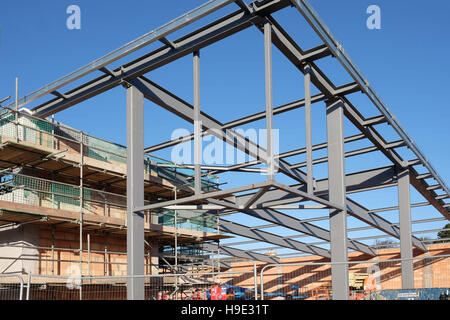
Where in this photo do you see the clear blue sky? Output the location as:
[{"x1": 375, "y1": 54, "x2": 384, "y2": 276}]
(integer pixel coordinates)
[{"x1": 0, "y1": 0, "x2": 449, "y2": 254}]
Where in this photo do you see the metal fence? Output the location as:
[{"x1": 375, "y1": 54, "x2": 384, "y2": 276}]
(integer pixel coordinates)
[
  {"x1": 0, "y1": 274, "x2": 24, "y2": 300},
  {"x1": 0, "y1": 254, "x2": 449, "y2": 300},
  {"x1": 24, "y1": 269, "x2": 258, "y2": 301},
  {"x1": 259, "y1": 254, "x2": 450, "y2": 300}
]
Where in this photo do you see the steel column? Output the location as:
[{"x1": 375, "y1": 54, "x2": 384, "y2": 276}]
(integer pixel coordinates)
[
  {"x1": 193, "y1": 50, "x2": 202, "y2": 194},
  {"x1": 264, "y1": 21, "x2": 275, "y2": 179},
  {"x1": 304, "y1": 63, "x2": 313, "y2": 194},
  {"x1": 326, "y1": 99, "x2": 349, "y2": 300},
  {"x1": 397, "y1": 167, "x2": 415, "y2": 289},
  {"x1": 126, "y1": 85, "x2": 145, "y2": 300}
]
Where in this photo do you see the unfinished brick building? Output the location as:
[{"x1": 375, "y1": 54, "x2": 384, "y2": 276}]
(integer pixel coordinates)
[{"x1": 230, "y1": 243, "x2": 450, "y2": 300}]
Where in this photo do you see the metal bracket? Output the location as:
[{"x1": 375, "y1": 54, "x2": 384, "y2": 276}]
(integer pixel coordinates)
[
  {"x1": 50, "y1": 91, "x2": 68, "y2": 100},
  {"x1": 159, "y1": 37, "x2": 178, "y2": 50}
]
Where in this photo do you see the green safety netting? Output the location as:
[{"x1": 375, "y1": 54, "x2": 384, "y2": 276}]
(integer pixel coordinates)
[
  {"x1": 0, "y1": 174, "x2": 96, "y2": 208},
  {"x1": 0, "y1": 173, "x2": 218, "y2": 234},
  {"x1": 156, "y1": 209, "x2": 217, "y2": 233},
  {"x1": 0, "y1": 111, "x2": 219, "y2": 190}
]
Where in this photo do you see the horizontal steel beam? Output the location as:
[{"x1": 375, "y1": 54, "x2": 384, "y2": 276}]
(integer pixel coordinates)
[
  {"x1": 219, "y1": 220, "x2": 331, "y2": 258},
  {"x1": 346, "y1": 198, "x2": 427, "y2": 252},
  {"x1": 243, "y1": 208, "x2": 375, "y2": 256},
  {"x1": 202, "y1": 242, "x2": 280, "y2": 264},
  {"x1": 230, "y1": 167, "x2": 426, "y2": 252},
  {"x1": 341, "y1": 97, "x2": 450, "y2": 220},
  {"x1": 10, "y1": 0, "x2": 237, "y2": 110},
  {"x1": 32, "y1": 0, "x2": 289, "y2": 118},
  {"x1": 204, "y1": 193, "x2": 375, "y2": 256},
  {"x1": 144, "y1": 83, "x2": 359, "y2": 154},
  {"x1": 288, "y1": 0, "x2": 449, "y2": 216},
  {"x1": 135, "y1": 180, "x2": 273, "y2": 212},
  {"x1": 238, "y1": 166, "x2": 398, "y2": 208},
  {"x1": 272, "y1": 10, "x2": 448, "y2": 220}
]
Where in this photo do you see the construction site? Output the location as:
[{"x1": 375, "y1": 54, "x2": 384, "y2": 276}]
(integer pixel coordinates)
[{"x1": 0, "y1": 0, "x2": 449, "y2": 301}]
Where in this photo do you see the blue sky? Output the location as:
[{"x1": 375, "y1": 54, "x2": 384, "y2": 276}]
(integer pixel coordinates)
[{"x1": 0, "y1": 1, "x2": 449, "y2": 255}]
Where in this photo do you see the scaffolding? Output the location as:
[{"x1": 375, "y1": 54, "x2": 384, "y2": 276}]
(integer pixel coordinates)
[
  {"x1": 0, "y1": 0, "x2": 448, "y2": 300},
  {"x1": 0, "y1": 105, "x2": 225, "y2": 284}
]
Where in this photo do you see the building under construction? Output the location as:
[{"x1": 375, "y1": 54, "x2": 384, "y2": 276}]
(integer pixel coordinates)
[{"x1": 0, "y1": 0, "x2": 449, "y2": 300}]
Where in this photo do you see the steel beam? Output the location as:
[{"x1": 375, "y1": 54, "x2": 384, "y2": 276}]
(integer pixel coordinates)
[
  {"x1": 128, "y1": 76, "x2": 308, "y2": 184},
  {"x1": 32, "y1": 0, "x2": 290, "y2": 118},
  {"x1": 126, "y1": 85, "x2": 145, "y2": 300},
  {"x1": 205, "y1": 193, "x2": 375, "y2": 256},
  {"x1": 259, "y1": 12, "x2": 449, "y2": 220},
  {"x1": 230, "y1": 167, "x2": 426, "y2": 252},
  {"x1": 10, "y1": 0, "x2": 237, "y2": 110},
  {"x1": 243, "y1": 186, "x2": 271, "y2": 209},
  {"x1": 289, "y1": 0, "x2": 450, "y2": 201},
  {"x1": 397, "y1": 167, "x2": 415, "y2": 289},
  {"x1": 304, "y1": 63, "x2": 314, "y2": 194},
  {"x1": 202, "y1": 243, "x2": 280, "y2": 264},
  {"x1": 326, "y1": 99, "x2": 349, "y2": 300},
  {"x1": 264, "y1": 21, "x2": 275, "y2": 179},
  {"x1": 236, "y1": 166, "x2": 398, "y2": 207},
  {"x1": 243, "y1": 208, "x2": 375, "y2": 256},
  {"x1": 345, "y1": 199, "x2": 425, "y2": 252},
  {"x1": 341, "y1": 96, "x2": 450, "y2": 220},
  {"x1": 144, "y1": 84, "x2": 359, "y2": 155},
  {"x1": 136, "y1": 180, "x2": 273, "y2": 212}
]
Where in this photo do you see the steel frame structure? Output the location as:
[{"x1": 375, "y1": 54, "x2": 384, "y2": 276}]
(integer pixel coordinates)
[{"x1": 5, "y1": 0, "x2": 449, "y2": 300}]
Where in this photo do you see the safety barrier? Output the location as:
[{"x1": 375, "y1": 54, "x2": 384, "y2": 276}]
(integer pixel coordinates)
[
  {"x1": 24, "y1": 269, "x2": 258, "y2": 300},
  {"x1": 259, "y1": 254, "x2": 450, "y2": 300},
  {"x1": 1, "y1": 254, "x2": 449, "y2": 300},
  {"x1": 0, "y1": 274, "x2": 24, "y2": 300}
]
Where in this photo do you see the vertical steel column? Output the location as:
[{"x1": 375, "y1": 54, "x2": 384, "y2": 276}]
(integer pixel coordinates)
[
  {"x1": 126, "y1": 85, "x2": 145, "y2": 300},
  {"x1": 79, "y1": 131, "x2": 84, "y2": 301},
  {"x1": 326, "y1": 99, "x2": 349, "y2": 300},
  {"x1": 397, "y1": 167, "x2": 414, "y2": 289},
  {"x1": 264, "y1": 22, "x2": 275, "y2": 180},
  {"x1": 193, "y1": 51, "x2": 202, "y2": 194},
  {"x1": 304, "y1": 64, "x2": 313, "y2": 194}
]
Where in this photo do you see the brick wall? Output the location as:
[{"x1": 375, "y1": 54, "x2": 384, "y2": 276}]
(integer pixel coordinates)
[{"x1": 229, "y1": 244, "x2": 450, "y2": 298}]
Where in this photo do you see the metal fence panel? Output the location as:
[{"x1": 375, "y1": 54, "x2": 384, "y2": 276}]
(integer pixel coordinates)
[
  {"x1": 260, "y1": 254, "x2": 450, "y2": 300},
  {"x1": 0, "y1": 274, "x2": 24, "y2": 300}
]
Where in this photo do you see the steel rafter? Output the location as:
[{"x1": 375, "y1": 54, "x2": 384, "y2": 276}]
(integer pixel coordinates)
[
  {"x1": 219, "y1": 220, "x2": 331, "y2": 258},
  {"x1": 202, "y1": 242, "x2": 280, "y2": 264}
]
